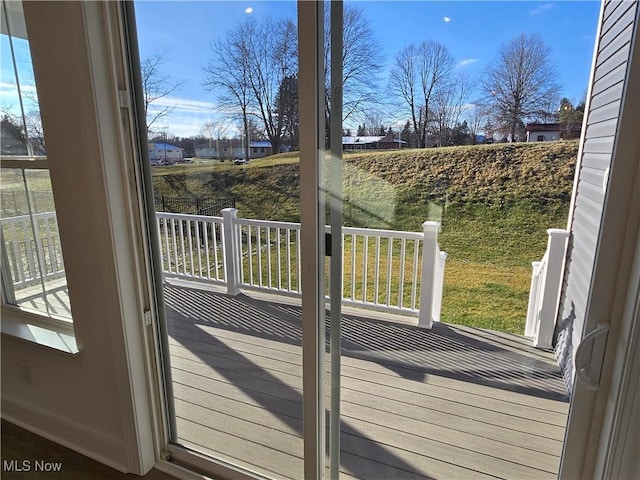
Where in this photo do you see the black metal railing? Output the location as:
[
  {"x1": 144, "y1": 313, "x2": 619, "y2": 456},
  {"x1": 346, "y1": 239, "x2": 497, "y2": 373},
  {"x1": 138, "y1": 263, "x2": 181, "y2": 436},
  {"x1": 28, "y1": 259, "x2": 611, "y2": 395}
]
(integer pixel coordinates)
[{"x1": 154, "y1": 195, "x2": 235, "y2": 217}]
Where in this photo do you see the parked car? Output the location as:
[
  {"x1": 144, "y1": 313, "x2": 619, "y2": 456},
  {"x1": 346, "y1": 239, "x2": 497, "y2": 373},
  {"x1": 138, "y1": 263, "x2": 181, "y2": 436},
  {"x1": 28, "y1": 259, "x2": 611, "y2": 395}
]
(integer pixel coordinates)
[{"x1": 234, "y1": 158, "x2": 248, "y2": 165}]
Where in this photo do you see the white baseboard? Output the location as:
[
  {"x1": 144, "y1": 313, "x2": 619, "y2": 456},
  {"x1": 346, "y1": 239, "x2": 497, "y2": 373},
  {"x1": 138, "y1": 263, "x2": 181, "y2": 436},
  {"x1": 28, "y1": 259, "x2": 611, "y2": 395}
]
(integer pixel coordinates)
[{"x1": 1, "y1": 395, "x2": 130, "y2": 473}]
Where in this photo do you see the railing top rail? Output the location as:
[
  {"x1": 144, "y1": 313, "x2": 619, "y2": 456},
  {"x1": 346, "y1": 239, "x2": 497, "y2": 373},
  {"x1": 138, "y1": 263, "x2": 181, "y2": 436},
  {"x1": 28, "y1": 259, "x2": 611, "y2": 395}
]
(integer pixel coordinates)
[
  {"x1": 155, "y1": 211, "x2": 426, "y2": 240},
  {"x1": 235, "y1": 217, "x2": 301, "y2": 230},
  {"x1": 156, "y1": 211, "x2": 223, "y2": 222},
  {"x1": 0, "y1": 156, "x2": 49, "y2": 169},
  {"x1": 1, "y1": 211, "x2": 57, "y2": 223},
  {"x1": 340, "y1": 225, "x2": 423, "y2": 240}
]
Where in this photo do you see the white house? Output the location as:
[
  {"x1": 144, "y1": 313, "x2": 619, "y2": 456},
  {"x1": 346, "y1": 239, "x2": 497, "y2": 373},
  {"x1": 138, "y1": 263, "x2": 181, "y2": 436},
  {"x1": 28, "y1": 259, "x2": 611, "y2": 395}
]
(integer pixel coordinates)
[
  {"x1": 525, "y1": 123, "x2": 561, "y2": 142},
  {"x1": 196, "y1": 140, "x2": 277, "y2": 160},
  {"x1": 148, "y1": 142, "x2": 183, "y2": 164},
  {"x1": 342, "y1": 135, "x2": 384, "y2": 150}
]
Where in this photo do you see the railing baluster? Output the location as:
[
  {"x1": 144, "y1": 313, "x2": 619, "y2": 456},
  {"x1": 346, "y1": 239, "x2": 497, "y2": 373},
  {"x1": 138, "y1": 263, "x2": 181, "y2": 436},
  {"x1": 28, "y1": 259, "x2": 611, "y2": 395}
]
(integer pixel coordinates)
[
  {"x1": 187, "y1": 220, "x2": 194, "y2": 277},
  {"x1": 195, "y1": 219, "x2": 202, "y2": 277},
  {"x1": 214, "y1": 221, "x2": 221, "y2": 281},
  {"x1": 19, "y1": 220, "x2": 36, "y2": 281},
  {"x1": 296, "y1": 228, "x2": 301, "y2": 292},
  {"x1": 256, "y1": 226, "x2": 263, "y2": 287},
  {"x1": 9, "y1": 222, "x2": 25, "y2": 283},
  {"x1": 350, "y1": 234, "x2": 356, "y2": 301},
  {"x1": 204, "y1": 221, "x2": 211, "y2": 279},
  {"x1": 411, "y1": 239, "x2": 419, "y2": 310},
  {"x1": 238, "y1": 224, "x2": 245, "y2": 283},
  {"x1": 248, "y1": 225, "x2": 254, "y2": 285},
  {"x1": 340, "y1": 232, "x2": 345, "y2": 302},
  {"x1": 41, "y1": 218, "x2": 56, "y2": 278},
  {"x1": 362, "y1": 235, "x2": 368, "y2": 303},
  {"x1": 266, "y1": 227, "x2": 272, "y2": 288},
  {"x1": 276, "y1": 227, "x2": 282, "y2": 290},
  {"x1": 159, "y1": 218, "x2": 167, "y2": 273},
  {"x1": 178, "y1": 219, "x2": 186, "y2": 275},
  {"x1": 386, "y1": 237, "x2": 393, "y2": 307},
  {"x1": 286, "y1": 228, "x2": 292, "y2": 292},
  {"x1": 399, "y1": 239, "x2": 407, "y2": 309},
  {"x1": 374, "y1": 236, "x2": 380, "y2": 305},
  {"x1": 171, "y1": 218, "x2": 179, "y2": 274}
]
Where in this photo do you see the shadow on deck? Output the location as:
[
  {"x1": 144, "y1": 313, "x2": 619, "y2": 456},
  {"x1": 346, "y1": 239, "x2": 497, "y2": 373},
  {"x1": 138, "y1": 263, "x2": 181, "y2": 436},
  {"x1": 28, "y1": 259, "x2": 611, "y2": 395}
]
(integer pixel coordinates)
[
  {"x1": 164, "y1": 283, "x2": 567, "y2": 402},
  {"x1": 164, "y1": 281, "x2": 569, "y2": 480}
]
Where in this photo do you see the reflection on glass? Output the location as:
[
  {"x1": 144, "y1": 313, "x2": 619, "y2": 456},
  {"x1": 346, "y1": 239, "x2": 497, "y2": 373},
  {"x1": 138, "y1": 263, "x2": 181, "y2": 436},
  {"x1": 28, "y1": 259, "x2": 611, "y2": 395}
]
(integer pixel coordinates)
[
  {"x1": 0, "y1": 168, "x2": 70, "y2": 319},
  {"x1": 1, "y1": 1, "x2": 47, "y2": 156}
]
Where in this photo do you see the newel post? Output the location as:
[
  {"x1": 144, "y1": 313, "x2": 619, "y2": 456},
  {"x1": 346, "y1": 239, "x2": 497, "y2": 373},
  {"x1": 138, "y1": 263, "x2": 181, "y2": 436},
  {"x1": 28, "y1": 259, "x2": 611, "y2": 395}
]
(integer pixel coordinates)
[
  {"x1": 535, "y1": 228, "x2": 569, "y2": 349},
  {"x1": 418, "y1": 221, "x2": 440, "y2": 329},
  {"x1": 222, "y1": 208, "x2": 240, "y2": 296}
]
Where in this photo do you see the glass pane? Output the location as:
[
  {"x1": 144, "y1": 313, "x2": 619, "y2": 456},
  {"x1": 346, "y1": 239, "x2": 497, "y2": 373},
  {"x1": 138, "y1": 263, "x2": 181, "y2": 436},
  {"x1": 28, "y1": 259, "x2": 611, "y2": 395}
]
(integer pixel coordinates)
[
  {"x1": 134, "y1": 1, "x2": 303, "y2": 477},
  {"x1": 1, "y1": 1, "x2": 68, "y2": 320},
  {"x1": 0, "y1": 1, "x2": 46, "y2": 155},
  {"x1": 331, "y1": 1, "x2": 597, "y2": 478},
  {"x1": 1, "y1": 168, "x2": 70, "y2": 319}
]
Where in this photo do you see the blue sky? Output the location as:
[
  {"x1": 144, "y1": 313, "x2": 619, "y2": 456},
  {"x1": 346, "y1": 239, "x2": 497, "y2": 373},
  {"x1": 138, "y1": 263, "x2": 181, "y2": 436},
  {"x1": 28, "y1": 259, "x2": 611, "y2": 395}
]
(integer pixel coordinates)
[
  {"x1": 1, "y1": 1, "x2": 602, "y2": 138},
  {"x1": 133, "y1": 0, "x2": 601, "y2": 137}
]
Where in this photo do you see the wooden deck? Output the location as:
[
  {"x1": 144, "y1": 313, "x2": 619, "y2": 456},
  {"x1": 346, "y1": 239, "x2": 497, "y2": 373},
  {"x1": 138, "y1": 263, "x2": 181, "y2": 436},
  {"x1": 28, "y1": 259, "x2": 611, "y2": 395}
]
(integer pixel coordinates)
[{"x1": 164, "y1": 282, "x2": 569, "y2": 480}]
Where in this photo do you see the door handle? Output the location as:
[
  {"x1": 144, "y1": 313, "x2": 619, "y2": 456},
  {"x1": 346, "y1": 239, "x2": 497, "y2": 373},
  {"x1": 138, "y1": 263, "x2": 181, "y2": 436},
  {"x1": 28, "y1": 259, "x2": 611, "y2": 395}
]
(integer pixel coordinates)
[{"x1": 574, "y1": 322, "x2": 610, "y2": 391}]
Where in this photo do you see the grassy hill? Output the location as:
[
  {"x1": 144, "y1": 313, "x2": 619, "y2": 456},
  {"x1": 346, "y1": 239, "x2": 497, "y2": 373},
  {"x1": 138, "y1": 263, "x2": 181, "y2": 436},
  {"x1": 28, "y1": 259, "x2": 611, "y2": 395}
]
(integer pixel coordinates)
[{"x1": 153, "y1": 140, "x2": 579, "y2": 333}]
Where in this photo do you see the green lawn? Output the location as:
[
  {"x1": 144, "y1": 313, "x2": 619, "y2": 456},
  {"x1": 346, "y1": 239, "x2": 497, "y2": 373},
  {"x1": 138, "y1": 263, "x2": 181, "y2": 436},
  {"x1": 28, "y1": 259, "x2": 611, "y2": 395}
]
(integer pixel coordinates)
[{"x1": 153, "y1": 143, "x2": 575, "y2": 334}]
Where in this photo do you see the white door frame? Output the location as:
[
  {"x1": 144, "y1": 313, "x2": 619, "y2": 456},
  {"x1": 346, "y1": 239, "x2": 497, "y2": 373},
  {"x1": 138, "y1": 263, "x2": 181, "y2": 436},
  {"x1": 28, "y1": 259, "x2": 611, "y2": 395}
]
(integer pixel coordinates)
[{"x1": 298, "y1": 2, "x2": 326, "y2": 478}]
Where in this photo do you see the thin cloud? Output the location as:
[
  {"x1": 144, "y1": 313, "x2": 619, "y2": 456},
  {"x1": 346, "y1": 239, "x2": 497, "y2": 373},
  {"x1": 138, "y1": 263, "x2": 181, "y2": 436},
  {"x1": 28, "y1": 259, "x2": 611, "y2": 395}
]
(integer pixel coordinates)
[
  {"x1": 458, "y1": 58, "x2": 479, "y2": 67},
  {"x1": 443, "y1": 16, "x2": 451, "y2": 23},
  {"x1": 530, "y1": 3, "x2": 554, "y2": 15},
  {"x1": 150, "y1": 96, "x2": 218, "y2": 112},
  {"x1": 0, "y1": 81, "x2": 38, "y2": 93}
]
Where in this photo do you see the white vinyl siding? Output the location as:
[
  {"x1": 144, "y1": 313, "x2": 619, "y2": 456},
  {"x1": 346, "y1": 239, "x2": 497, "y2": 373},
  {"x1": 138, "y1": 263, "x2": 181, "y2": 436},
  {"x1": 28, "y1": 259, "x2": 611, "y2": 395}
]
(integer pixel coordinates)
[{"x1": 555, "y1": 0, "x2": 638, "y2": 390}]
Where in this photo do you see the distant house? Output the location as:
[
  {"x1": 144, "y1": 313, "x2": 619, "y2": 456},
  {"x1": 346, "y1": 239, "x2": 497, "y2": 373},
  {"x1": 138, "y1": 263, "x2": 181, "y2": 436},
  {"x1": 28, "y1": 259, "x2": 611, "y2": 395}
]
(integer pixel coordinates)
[
  {"x1": 376, "y1": 133, "x2": 407, "y2": 150},
  {"x1": 250, "y1": 141, "x2": 274, "y2": 159},
  {"x1": 196, "y1": 140, "x2": 284, "y2": 160},
  {"x1": 148, "y1": 142, "x2": 184, "y2": 164},
  {"x1": 342, "y1": 135, "x2": 406, "y2": 151},
  {"x1": 526, "y1": 123, "x2": 581, "y2": 142}
]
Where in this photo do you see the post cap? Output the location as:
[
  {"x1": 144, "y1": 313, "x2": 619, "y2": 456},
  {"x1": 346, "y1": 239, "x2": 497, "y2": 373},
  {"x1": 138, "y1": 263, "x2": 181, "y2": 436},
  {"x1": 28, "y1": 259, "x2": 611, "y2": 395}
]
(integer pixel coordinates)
[
  {"x1": 547, "y1": 228, "x2": 569, "y2": 238},
  {"x1": 422, "y1": 221, "x2": 441, "y2": 231}
]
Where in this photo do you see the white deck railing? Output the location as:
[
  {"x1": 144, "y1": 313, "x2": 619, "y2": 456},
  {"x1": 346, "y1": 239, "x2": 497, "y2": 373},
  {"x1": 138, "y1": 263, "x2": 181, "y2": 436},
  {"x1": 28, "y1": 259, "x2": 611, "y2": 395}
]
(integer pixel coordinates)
[
  {"x1": 157, "y1": 209, "x2": 447, "y2": 325},
  {"x1": 0, "y1": 212, "x2": 65, "y2": 296},
  {"x1": 525, "y1": 228, "x2": 570, "y2": 348},
  {"x1": 2, "y1": 209, "x2": 447, "y2": 327}
]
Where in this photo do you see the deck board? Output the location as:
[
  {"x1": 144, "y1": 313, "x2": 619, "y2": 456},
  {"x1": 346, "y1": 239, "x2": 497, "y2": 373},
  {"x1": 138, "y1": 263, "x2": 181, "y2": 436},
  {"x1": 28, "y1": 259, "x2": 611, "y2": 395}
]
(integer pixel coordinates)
[
  {"x1": 165, "y1": 283, "x2": 569, "y2": 479},
  {"x1": 11, "y1": 279, "x2": 72, "y2": 318}
]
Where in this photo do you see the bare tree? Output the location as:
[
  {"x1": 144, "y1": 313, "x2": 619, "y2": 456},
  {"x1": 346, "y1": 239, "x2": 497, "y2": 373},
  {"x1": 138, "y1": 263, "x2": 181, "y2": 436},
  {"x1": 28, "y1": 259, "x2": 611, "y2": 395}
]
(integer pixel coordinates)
[
  {"x1": 362, "y1": 108, "x2": 390, "y2": 135},
  {"x1": 141, "y1": 53, "x2": 183, "y2": 134},
  {"x1": 204, "y1": 17, "x2": 296, "y2": 158},
  {"x1": 481, "y1": 33, "x2": 560, "y2": 141},
  {"x1": 203, "y1": 29, "x2": 253, "y2": 161},
  {"x1": 430, "y1": 73, "x2": 474, "y2": 146},
  {"x1": 324, "y1": 4, "x2": 383, "y2": 139},
  {"x1": 25, "y1": 109, "x2": 46, "y2": 154},
  {"x1": 464, "y1": 103, "x2": 489, "y2": 144},
  {"x1": 275, "y1": 75, "x2": 299, "y2": 150},
  {"x1": 243, "y1": 17, "x2": 297, "y2": 154},
  {"x1": 389, "y1": 40, "x2": 455, "y2": 148},
  {"x1": 201, "y1": 119, "x2": 228, "y2": 157},
  {"x1": 1, "y1": 111, "x2": 28, "y2": 155}
]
